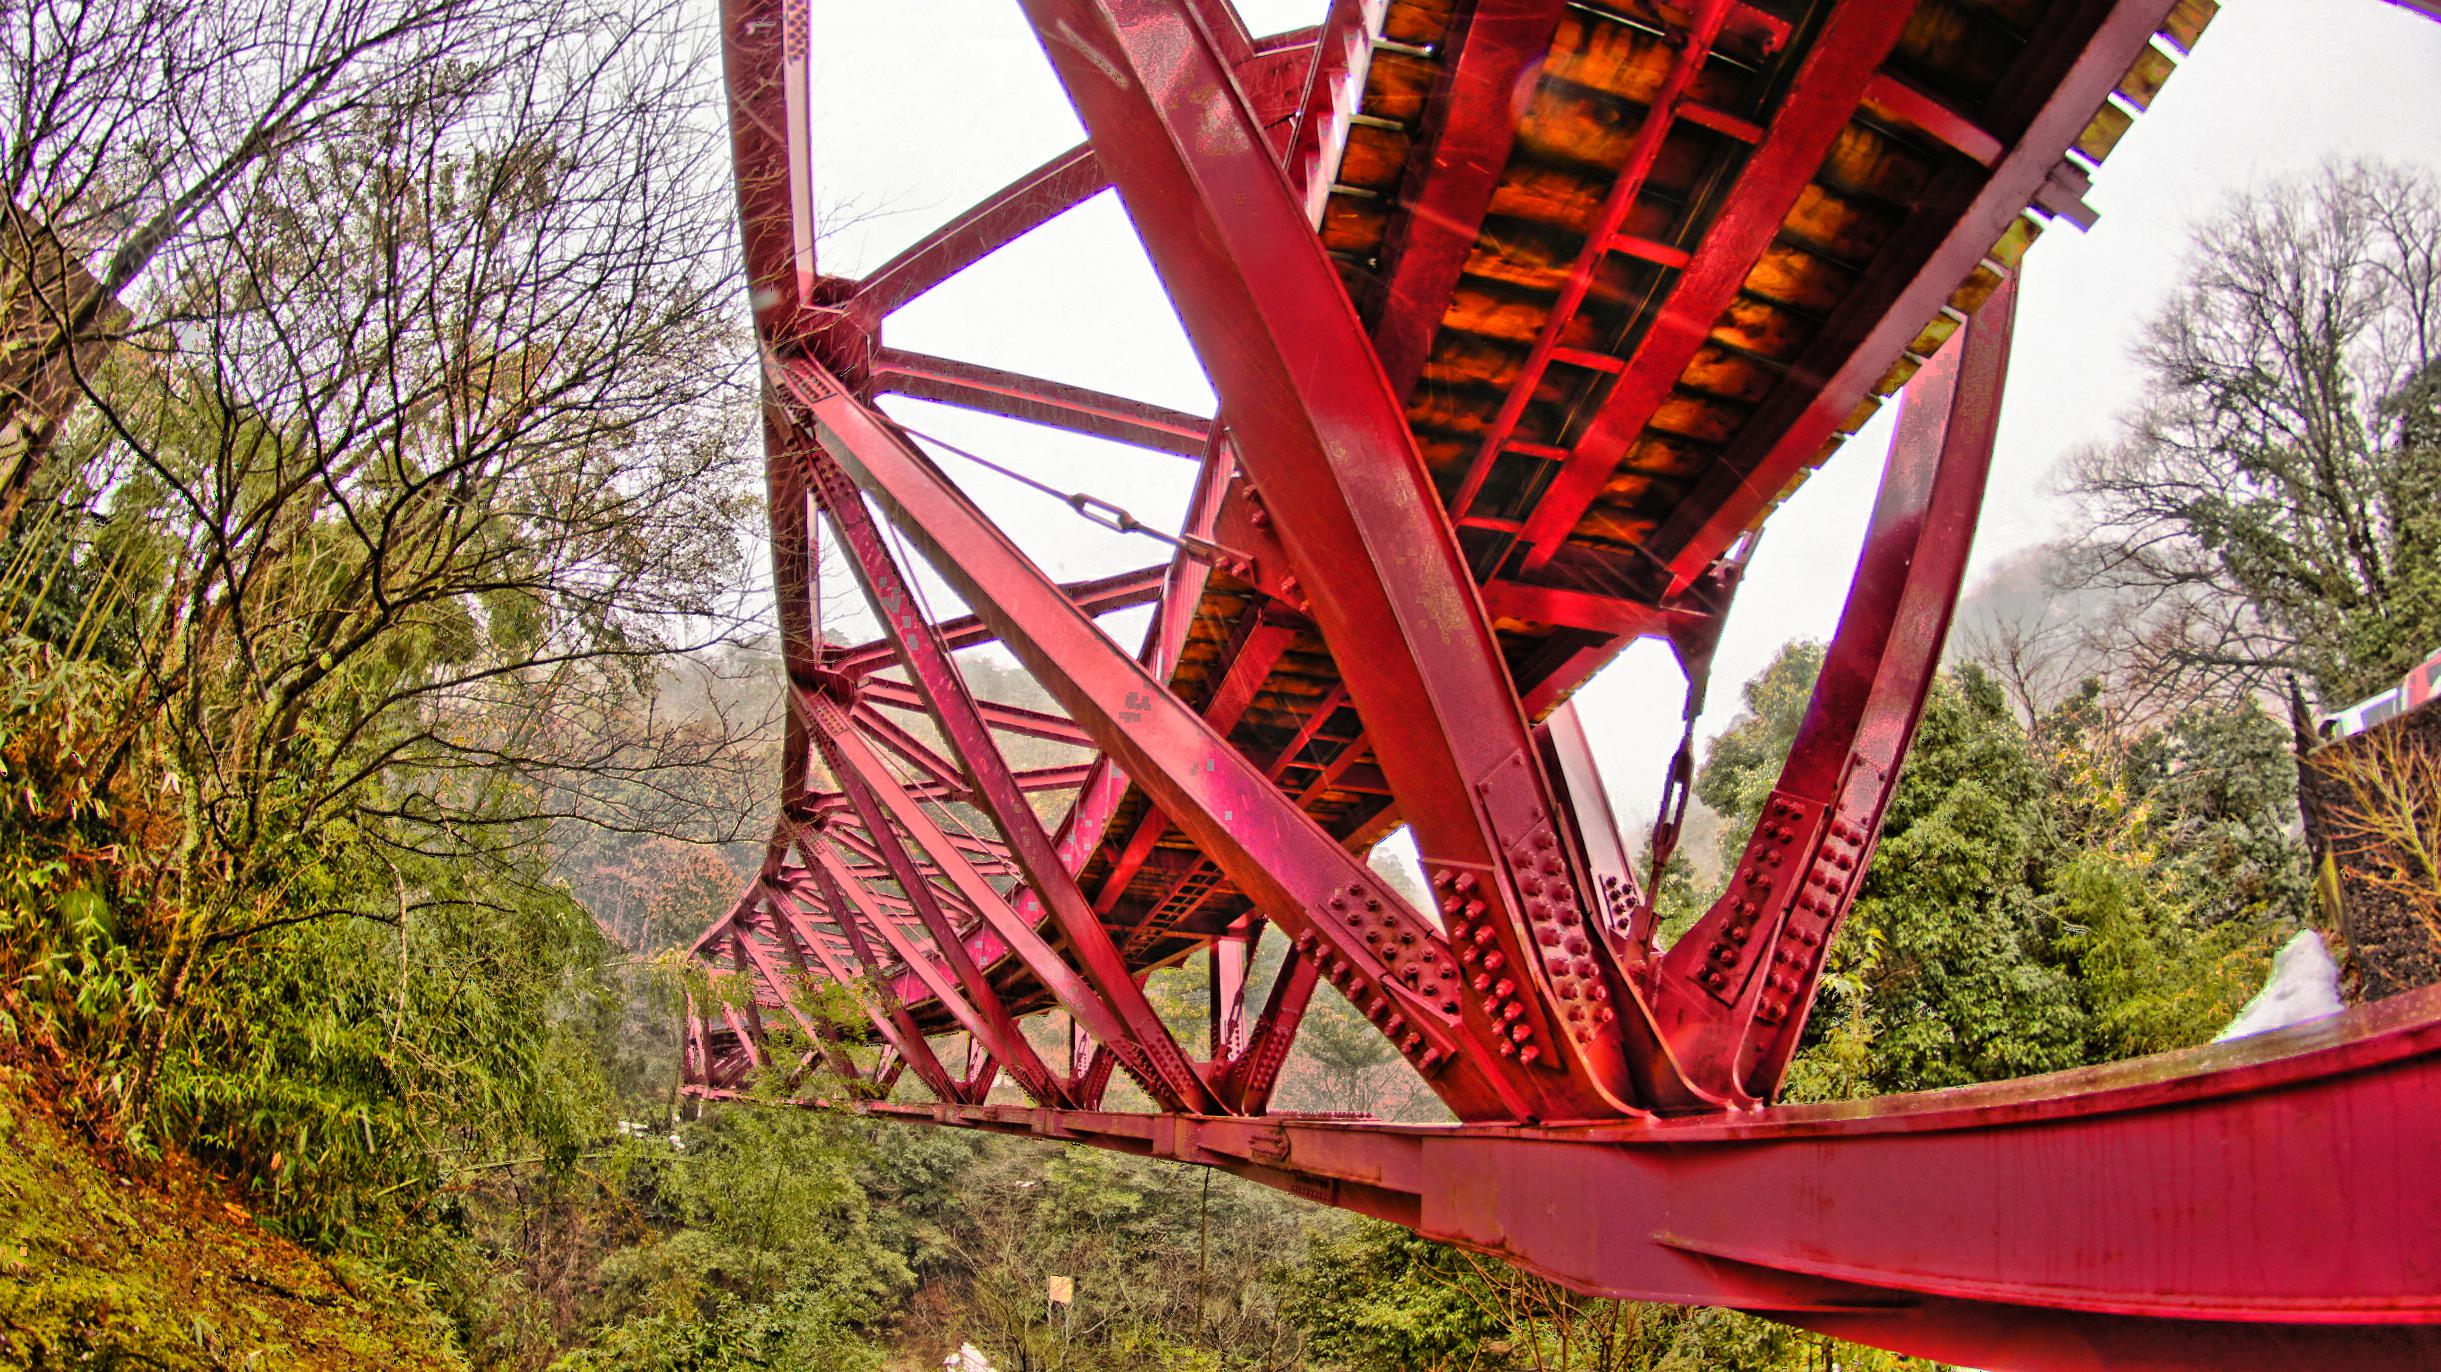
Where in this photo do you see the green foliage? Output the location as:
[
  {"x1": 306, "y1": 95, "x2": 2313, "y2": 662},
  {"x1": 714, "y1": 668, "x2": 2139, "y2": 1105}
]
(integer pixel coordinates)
[
  {"x1": 1280, "y1": 1221, "x2": 1505, "y2": 1371},
  {"x1": 549, "y1": 1109, "x2": 903, "y2": 1370},
  {"x1": 1277, "y1": 1218, "x2": 1927, "y2": 1372},
  {"x1": 1688, "y1": 643, "x2": 2297, "y2": 1099},
  {"x1": 0, "y1": 1065, "x2": 465, "y2": 1370},
  {"x1": 155, "y1": 845, "x2": 614, "y2": 1244}
]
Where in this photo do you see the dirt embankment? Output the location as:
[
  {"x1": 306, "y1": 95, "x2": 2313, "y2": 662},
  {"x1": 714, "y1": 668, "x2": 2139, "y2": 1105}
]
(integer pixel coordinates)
[{"x1": 0, "y1": 1066, "x2": 462, "y2": 1370}]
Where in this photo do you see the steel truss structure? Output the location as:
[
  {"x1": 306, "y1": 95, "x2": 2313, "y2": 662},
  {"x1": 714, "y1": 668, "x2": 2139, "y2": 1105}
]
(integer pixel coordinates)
[{"x1": 683, "y1": 1, "x2": 2441, "y2": 1365}]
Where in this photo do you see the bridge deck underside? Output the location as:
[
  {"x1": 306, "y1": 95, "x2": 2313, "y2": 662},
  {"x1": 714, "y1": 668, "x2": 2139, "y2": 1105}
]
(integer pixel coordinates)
[
  {"x1": 732, "y1": 0, "x2": 2210, "y2": 1036},
  {"x1": 679, "y1": 0, "x2": 2441, "y2": 1360}
]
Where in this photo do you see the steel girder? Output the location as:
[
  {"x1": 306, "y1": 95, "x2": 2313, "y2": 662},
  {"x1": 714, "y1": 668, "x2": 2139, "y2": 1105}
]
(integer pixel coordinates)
[{"x1": 680, "y1": 0, "x2": 2441, "y2": 1365}]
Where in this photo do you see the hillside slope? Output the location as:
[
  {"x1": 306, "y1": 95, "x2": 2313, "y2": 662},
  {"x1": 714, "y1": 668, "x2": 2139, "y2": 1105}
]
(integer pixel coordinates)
[{"x1": 0, "y1": 1066, "x2": 462, "y2": 1370}]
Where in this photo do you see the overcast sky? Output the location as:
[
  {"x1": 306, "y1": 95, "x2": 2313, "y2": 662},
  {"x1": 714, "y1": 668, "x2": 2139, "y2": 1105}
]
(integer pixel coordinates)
[{"x1": 791, "y1": 0, "x2": 2441, "y2": 835}]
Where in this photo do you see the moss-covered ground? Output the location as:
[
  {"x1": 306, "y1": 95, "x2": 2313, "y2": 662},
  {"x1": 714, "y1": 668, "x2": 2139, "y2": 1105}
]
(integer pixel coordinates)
[{"x1": 0, "y1": 1066, "x2": 462, "y2": 1370}]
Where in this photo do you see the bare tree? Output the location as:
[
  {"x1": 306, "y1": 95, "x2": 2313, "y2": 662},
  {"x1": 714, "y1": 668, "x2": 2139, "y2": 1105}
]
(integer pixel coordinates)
[
  {"x1": 0, "y1": 0, "x2": 772, "y2": 1121},
  {"x1": 0, "y1": 0, "x2": 535, "y2": 533},
  {"x1": 2062, "y1": 160, "x2": 2441, "y2": 708}
]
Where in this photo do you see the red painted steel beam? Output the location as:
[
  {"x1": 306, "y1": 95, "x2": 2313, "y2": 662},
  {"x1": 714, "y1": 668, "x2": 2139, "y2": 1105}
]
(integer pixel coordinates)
[
  {"x1": 1087, "y1": 613, "x2": 1300, "y2": 914},
  {"x1": 807, "y1": 829, "x2": 1048, "y2": 1105},
  {"x1": 1509, "y1": 0, "x2": 1923, "y2": 572},
  {"x1": 766, "y1": 354, "x2": 1528, "y2": 1119},
  {"x1": 772, "y1": 872, "x2": 964, "y2": 1101},
  {"x1": 801, "y1": 439, "x2": 1223, "y2": 1113},
  {"x1": 1535, "y1": 702, "x2": 1647, "y2": 963},
  {"x1": 828, "y1": 564, "x2": 1165, "y2": 674},
  {"x1": 1863, "y1": 73, "x2": 2002, "y2": 167},
  {"x1": 1280, "y1": 0, "x2": 1388, "y2": 227},
  {"x1": 1222, "y1": 942, "x2": 1318, "y2": 1114},
  {"x1": 871, "y1": 348, "x2": 1211, "y2": 457},
  {"x1": 1209, "y1": 920, "x2": 1254, "y2": 1061},
  {"x1": 1476, "y1": 579, "x2": 1707, "y2": 640},
  {"x1": 1366, "y1": 0, "x2": 1570, "y2": 397},
  {"x1": 1444, "y1": 0, "x2": 1741, "y2": 526},
  {"x1": 1010, "y1": 0, "x2": 1695, "y2": 1118},
  {"x1": 857, "y1": 677, "x2": 1095, "y2": 748},
  {"x1": 820, "y1": 820, "x2": 1010, "y2": 888},
  {"x1": 718, "y1": 1000, "x2": 768, "y2": 1074},
  {"x1": 1654, "y1": 278, "x2": 2015, "y2": 1104},
  {"x1": 832, "y1": 992, "x2": 2441, "y2": 1370},
  {"x1": 1655, "y1": 0, "x2": 2181, "y2": 589},
  {"x1": 845, "y1": 698, "x2": 971, "y2": 799},
  {"x1": 847, "y1": 37, "x2": 1320, "y2": 329},
  {"x1": 803, "y1": 761, "x2": 1095, "y2": 815},
  {"x1": 731, "y1": 906, "x2": 862, "y2": 1083},
  {"x1": 851, "y1": 145, "x2": 1104, "y2": 326},
  {"x1": 719, "y1": 0, "x2": 819, "y2": 342}
]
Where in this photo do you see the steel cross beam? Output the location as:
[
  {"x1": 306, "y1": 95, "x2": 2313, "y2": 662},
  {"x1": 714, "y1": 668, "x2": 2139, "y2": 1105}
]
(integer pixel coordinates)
[
  {"x1": 795, "y1": 426, "x2": 1222, "y2": 1114},
  {"x1": 1506, "y1": 0, "x2": 1924, "y2": 573},
  {"x1": 805, "y1": 760, "x2": 1066, "y2": 1107},
  {"x1": 853, "y1": 996, "x2": 2441, "y2": 1371},
  {"x1": 856, "y1": 678, "x2": 1095, "y2": 748},
  {"x1": 1364, "y1": 0, "x2": 1570, "y2": 398},
  {"x1": 869, "y1": 348, "x2": 1211, "y2": 457},
  {"x1": 774, "y1": 868, "x2": 965, "y2": 1102},
  {"x1": 1652, "y1": 0, "x2": 2185, "y2": 590},
  {"x1": 767, "y1": 352, "x2": 1532, "y2": 1119},
  {"x1": 726, "y1": 903, "x2": 861, "y2": 1084},
  {"x1": 1010, "y1": 0, "x2": 1698, "y2": 1118},
  {"x1": 1653, "y1": 279, "x2": 2015, "y2": 1102},
  {"x1": 829, "y1": 565, "x2": 1166, "y2": 674}
]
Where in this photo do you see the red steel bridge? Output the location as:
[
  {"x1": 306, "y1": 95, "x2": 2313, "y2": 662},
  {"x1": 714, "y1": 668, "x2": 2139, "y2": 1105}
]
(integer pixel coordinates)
[{"x1": 680, "y1": 1, "x2": 2441, "y2": 1365}]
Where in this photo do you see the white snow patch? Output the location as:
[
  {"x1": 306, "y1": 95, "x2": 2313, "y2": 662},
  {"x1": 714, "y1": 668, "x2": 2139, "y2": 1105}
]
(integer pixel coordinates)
[
  {"x1": 2216, "y1": 930, "x2": 2345, "y2": 1042},
  {"x1": 943, "y1": 1344, "x2": 999, "y2": 1372}
]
